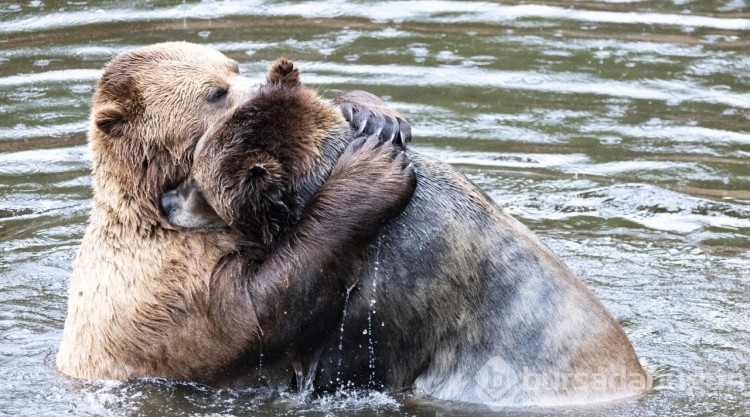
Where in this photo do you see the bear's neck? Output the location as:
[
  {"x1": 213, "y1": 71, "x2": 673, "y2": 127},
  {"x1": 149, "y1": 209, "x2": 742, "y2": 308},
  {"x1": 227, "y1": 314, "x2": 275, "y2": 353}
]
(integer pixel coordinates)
[
  {"x1": 90, "y1": 149, "x2": 182, "y2": 232},
  {"x1": 91, "y1": 177, "x2": 159, "y2": 232},
  {"x1": 248, "y1": 126, "x2": 352, "y2": 250}
]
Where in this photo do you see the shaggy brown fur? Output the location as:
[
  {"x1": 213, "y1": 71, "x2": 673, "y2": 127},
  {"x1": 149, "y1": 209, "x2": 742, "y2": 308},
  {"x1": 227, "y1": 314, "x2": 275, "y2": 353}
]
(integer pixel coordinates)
[
  {"x1": 193, "y1": 60, "x2": 411, "y2": 245},
  {"x1": 56, "y1": 43, "x2": 415, "y2": 383},
  {"x1": 57, "y1": 42, "x2": 250, "y2": 381},
  {"x1": 191, "y1": 59, "x2": 339, "y2": 245},
  {"x1": 163, "y1": 58, "x2": 651, "y2": 406}
]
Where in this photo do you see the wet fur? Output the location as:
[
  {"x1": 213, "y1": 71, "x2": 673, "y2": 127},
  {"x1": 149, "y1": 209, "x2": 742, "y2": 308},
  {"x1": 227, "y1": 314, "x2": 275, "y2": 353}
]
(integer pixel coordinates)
[
  {"x1": 174, "y1": 60, "x2": 651, "y2": 406},
  {"x1": 56, "y1": 43, "x2": 415, "y2": 384},
  {"x1": 189, "y1": 59, "x2": 345, "y2": 246},
  {"x1": 314, "y1": 156, "x2": 650, "y2": 405}
]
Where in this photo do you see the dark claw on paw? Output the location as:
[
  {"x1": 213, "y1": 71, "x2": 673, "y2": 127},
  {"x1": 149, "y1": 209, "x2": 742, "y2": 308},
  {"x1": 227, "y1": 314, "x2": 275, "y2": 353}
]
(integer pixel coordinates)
[
  {"x1": 335, "y1": 90, "x2": 412, "y2": 148},
  {"x1": 399, "y1": 121, "x2": 411, "y2": 144},
  {"x1": 380, "y1": 123, "x2": 396, "y2": 145},
  {"x1": 340, "y1": 103, "x2": 354, "y2": 122},
  {"x1": 353, "y1": 108, "x2": 372, "y2": 135}
]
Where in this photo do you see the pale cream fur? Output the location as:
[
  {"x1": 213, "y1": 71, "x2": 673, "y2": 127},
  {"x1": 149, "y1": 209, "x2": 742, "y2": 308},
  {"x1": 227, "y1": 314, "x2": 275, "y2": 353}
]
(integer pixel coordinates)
[{"x1": 57, "y1": 42, "x2": 256, "y2": 380}]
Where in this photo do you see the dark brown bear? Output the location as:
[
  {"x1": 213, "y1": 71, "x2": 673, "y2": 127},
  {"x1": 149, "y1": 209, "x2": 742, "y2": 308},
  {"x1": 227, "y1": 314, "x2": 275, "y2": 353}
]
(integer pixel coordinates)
[
  {"x1": 158, "y1": 58, "x2": 415, "y2": 386},
  {"x1": 166, "y1": 59, "x2": 651, "y2": 407},
  {"x1": 163, "y1": 59, "x2": 413, "y2": 251}
]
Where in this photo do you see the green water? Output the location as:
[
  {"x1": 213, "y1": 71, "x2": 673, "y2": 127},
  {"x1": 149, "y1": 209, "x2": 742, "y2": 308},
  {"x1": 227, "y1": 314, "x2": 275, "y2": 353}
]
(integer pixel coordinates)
[{"x1": 1, "y1": 1, "x2": 748, "y2": 416}]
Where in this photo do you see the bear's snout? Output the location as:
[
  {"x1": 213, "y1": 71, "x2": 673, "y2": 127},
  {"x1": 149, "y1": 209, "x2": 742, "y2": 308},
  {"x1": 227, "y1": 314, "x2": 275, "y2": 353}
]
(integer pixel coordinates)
[
  {"x1": 161, "y1": 181, "x2": 226, "y2": 230},
  {"x1": 160, "y1": 188, "x2": 180, "y2": 219}
]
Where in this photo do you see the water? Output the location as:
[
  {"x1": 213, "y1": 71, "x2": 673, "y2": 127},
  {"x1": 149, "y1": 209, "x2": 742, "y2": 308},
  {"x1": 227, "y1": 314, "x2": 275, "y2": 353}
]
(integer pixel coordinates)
[{"x1": 1, "y1": 1, "x2": 748, "y2": 415}]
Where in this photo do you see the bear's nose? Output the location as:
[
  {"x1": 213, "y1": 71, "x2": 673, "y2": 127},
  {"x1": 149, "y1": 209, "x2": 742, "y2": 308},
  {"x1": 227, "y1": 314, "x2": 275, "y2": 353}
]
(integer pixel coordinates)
[{"x1": 160, "y1": 189, "x2": 179, "y2": 218}]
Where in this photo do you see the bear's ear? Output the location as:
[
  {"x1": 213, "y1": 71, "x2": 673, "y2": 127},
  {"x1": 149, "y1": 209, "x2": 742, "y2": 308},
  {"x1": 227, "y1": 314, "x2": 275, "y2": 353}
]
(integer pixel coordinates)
[
  {"x1": 242, "y1": 155, "x2": 284, "y2": 191},
  {"x1": 94, "y1": 103, "x2": 128, "y2": 137},
  {"x1": 266, "y1": 58, "x2": 300, "y2": 86},
  {"x1": 248, "y1": 164, "x2": 268, "y2": 180}
]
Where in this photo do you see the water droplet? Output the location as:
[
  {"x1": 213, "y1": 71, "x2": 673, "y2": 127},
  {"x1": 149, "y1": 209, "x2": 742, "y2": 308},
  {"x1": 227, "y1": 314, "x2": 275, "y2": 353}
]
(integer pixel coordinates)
[{"x1": 336, "y1": 290, "x2": 353, "y2": 383}]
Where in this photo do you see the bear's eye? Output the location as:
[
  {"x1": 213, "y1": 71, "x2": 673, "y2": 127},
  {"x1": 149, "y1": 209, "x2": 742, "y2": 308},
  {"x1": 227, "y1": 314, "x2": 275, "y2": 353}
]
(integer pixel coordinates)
[{"x1": 207, "y1": 87, "x2": 228, "y2": 104}]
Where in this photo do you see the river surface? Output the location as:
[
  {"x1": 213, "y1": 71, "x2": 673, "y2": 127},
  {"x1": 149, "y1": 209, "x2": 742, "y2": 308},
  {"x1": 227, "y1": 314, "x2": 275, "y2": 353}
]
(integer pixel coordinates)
[{"x1": 1, "y1": 1, "x2": 749, "y2": 416}]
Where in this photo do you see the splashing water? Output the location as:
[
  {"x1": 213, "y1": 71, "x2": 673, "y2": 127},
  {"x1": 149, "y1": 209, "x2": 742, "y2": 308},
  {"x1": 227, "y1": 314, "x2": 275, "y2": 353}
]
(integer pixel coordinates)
[
  {"x1": 336, "y1": 286, "x2": 354, "y2": 385},
  {"x1": 367, "y1": 239, "x2": 382, "y2": 388},
  {"x1": 291, "y1": 347, "x2": 324, "y2": 397}
]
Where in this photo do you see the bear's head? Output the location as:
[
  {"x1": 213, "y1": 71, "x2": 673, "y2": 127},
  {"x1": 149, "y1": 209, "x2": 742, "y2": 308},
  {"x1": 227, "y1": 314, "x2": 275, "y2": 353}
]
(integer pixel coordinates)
[
  {"x1": 89, "y1": 42, "x2": 254, "y2": 227},
  {"x1": 162, "y1": 58, "x2": 349, "y2": 245}
]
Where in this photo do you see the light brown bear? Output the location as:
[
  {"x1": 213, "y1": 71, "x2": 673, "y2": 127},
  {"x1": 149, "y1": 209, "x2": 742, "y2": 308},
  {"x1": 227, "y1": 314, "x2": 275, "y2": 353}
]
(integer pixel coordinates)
[
  {"x1": 166, "y1": 59, "x2": 652, "y2": 407},
  {"x1": 56, "y1": 42, "x2": 414, "y2": 384}
]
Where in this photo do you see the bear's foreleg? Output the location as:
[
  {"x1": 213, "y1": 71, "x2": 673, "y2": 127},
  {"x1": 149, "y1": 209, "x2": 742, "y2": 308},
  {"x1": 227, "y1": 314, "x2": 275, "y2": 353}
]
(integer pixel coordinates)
[{"x1": 206, "y1": 136, "x2": 415, "y2": 379}]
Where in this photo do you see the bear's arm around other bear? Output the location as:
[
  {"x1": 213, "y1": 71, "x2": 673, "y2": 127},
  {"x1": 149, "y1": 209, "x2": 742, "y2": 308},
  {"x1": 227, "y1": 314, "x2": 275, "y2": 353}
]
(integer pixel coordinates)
[{"x1": 206, "y1": 136, "x2": 415, "y2": 378}]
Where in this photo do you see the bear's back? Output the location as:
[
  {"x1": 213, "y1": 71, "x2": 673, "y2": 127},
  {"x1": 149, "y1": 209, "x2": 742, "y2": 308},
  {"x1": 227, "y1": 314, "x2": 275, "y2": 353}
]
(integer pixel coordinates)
[{"x1": 316, "y1": 152, "x2": 648, "y2": 406}]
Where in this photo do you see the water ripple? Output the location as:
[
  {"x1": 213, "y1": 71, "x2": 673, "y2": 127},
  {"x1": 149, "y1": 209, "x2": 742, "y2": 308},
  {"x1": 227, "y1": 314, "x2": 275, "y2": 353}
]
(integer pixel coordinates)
[
  {"x1": 301, "y1": 63, "x2": 750, "y2": 108},
  {"x1": 0, "y1": 1, "x2": 748, "y2": 415},
  {"x1": 505, "y1": 183, "x2": 750, "y2": 234},
  {"x1": 0, "y1": 122, "x2": 88, "y2": 142},
  {"x1": 2, "y1": 1, "x2": 748, "y2": 35},
  {"x1": 0, "y1": 69, "x2": 101, "y2": 87},
  {"x1": 0, "y1": 146, "x2": 90, "y2": 176}
]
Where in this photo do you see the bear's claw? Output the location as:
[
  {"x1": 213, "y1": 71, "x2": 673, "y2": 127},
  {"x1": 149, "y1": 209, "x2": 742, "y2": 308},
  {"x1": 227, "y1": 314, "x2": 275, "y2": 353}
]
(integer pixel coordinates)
[{"x1": 333, "y1": 90, "x2": 412, "y2": 148}]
